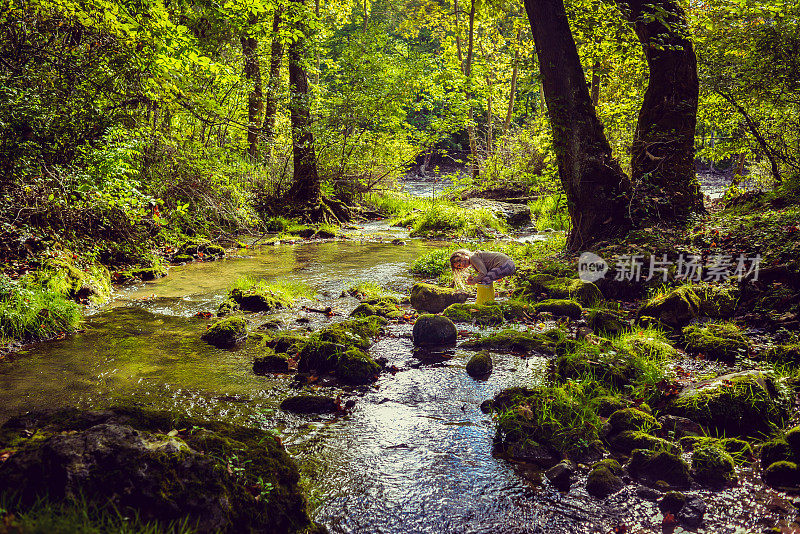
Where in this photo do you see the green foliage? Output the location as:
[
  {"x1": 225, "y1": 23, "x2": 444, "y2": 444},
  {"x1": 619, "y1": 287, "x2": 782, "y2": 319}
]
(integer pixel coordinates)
[
  {"x1": 0, "y1": 274, "x2": 82, "y2": 344},
  {"x1": 529, "y1": 193, "x2": 570, "y2": 232}
]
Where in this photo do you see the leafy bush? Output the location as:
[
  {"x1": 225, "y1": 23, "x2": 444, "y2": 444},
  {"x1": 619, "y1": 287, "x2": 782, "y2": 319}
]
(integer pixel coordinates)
[{"x1": 0, "y1": 275, "x2": 82, "y2": 343}]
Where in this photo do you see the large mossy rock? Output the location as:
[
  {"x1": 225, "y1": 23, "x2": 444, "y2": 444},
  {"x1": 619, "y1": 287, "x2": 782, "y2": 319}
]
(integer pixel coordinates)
[
  {"x1": 0, "y1": 407, "x2": 322, "y2": 534},
  {"x1": 532, "y1": 299, "x2": 583, "y2": 319},
  {"x1": 587, "y1": 308, "x2": 628, "y2": 336},
  {"x1": 177, "y1": 238, "x2": 225, "y2": 259},
  {"x1": 202, "y1": 316, "x2": 248, "y2": 348},
  {"x1": 586, "y1": 462, "x2": 625, "y2": 498},
  {"x1": 335, "y1": 348, "x2": 380, "y2": 385},
  {"x1": 350, "y1": 299, "x2": 404, "y2": 320},
  {"x1": 667, "y1": 370, "x2": 790, "y2": 437},
  {"x1": 515, "y1": 273, "x2": 602, "y2": 306},
  {"x1": 229, "y1": 287, "x2": 287, "y2": 312},
  {"x1": 682, "y1": 322, "x2": 748, "y2": 361},
  {"x1": 443, "y1": 303, "x2": 504, "y2": 326},
  {"x1": 466, "y1": 350, "x2": 493, "y2": 377},
  {"x1": 626, "y1": 449, "x2": 691, "y2": 488},
  {"x1": 410, "y1": 283, "x2": 469, "y2": 314},
  {"x1": 691, "y1": 443, "x2": 737, "y2": 487},
  {"x1": 412, "y1": 314, "x2": 457, "y2": 346},
  {"x1": 462, "y1": 328, "x2": 567, "y2": 355},
  {"x1": 608, "y1": 408, "x2": 660, "y2": 433},
  {"x1": 695, "y1": 283, "x2": 738, "y2": 318},
  {"x1": 637, "y1": 285, "x2": 700, "y2": 328}
]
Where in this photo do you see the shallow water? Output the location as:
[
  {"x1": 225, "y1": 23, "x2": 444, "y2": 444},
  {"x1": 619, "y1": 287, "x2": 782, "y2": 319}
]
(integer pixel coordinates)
[{"x1": 0, "y1": 232, "x2": 794, "y2": 533}]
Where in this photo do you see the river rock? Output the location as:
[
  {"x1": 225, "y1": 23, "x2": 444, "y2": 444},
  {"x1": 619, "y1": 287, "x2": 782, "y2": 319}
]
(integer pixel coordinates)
[
  {"x1": 586, "y1": 464, "x2": 624, "y2": 498},
  {"x1": 626, "y1": 449, "x2": 690, "y2": 489},
  {"x1": 545, "y1": 460, "x2": 576, "y2": 492},
  {"x1": 412, "y1": 314, "x2": 457, "y2": 346},
  {"x1": 280, "y1": 395, "x2": 339, "y2": 413},
  {"x1": 456, "y1": 198, "x2": 532, "y2": 226},
  {"x1": 252, "y1": 352, "x2": 289, "y2": 374},
  {"x1": 515, "y1": 272, "x2": 602, "y2": 306},
  {"x1": 658, "y1": 491, "x2": 686, "y2": 514},
  {"x1": 411, "y1": 283, "x2": 469, "y2": 314},
  {"x1": 466, "y1": 351, "x2": 493, "y2": 377},
  {"x1": 0, "y1": 408, "x2": 320, "y2": 534},
  {"x1": 637, "y1": 285, "x2": 700, "y2": 329},
  {"x1": 691, "y1": 443, "x2": 737, "y2": 487},
  {"x1": 666, "y1": 370, "x2": 790, "y2": 437},
  {"x1": 678, "y1": 496, "x2": 707, "y2": 529},
  {"x1": 202, "y1": 316, "x2": 247, "y2": 348}
]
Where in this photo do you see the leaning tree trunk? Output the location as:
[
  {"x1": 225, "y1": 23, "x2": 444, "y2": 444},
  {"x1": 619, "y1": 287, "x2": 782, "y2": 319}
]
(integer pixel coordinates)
[
  {"x1": 524, "y1": 0, "x2": 632, "y2": 249},
  {"x1": 617, "y1": 0, "x2": 703, "y2": 221},
  {"x1": 285, "y1": 1, "x2": 321, "y2": 211},
  {"x1": 241, "y1": 17, "x2": 263, "y2": 160}
]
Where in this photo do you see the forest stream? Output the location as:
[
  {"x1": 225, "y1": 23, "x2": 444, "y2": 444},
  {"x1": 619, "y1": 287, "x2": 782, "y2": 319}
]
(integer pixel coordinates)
[{"x1": 0, "y1": 216, "x2": 794, "y2": 534}]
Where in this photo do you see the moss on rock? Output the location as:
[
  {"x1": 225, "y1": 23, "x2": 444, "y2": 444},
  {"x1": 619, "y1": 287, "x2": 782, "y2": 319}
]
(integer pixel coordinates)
[
  {"x1": 692, "y1": 443, "x2": 737, "y2": 487},
  {"x1": 462, "y1": 328, "x2": 567, "y2": 354},
  {"x1": 608, "y1": 408, "x2": 660, "y2": 433},
  {"x1": 253, "y1": 350, "x2": 290, "y2": 374},
  {"x1": 608, "y1": 430, "x2": 676, "y2": 455},
  {"x1": 626, "y1": 449, "x2": 691, "y2": 488},
  {"x1": 682, "y1": 322, "x2": 748, "y2": 361},
  {"x1": 637, "y1": 285, "x2": 700, "y2": 328},
  {"x1": 695, "y1": 283, "x2": 738, "y2": 318},
  {"x1": 280, "y1": 395, "x2": 338, "y2": 414},
  {"x1": 335, "y1": 348, "x2": 380, "y2": 385},
  {"x1": 532, "y1": 299, "x2": 583, "y2": 319},
  {"x1": 595, "y1": 396, "x2": 631, "y2": 417},
  {"x1": 667, "y1": 370, "x2": 790, "y2": 437},
  {"x1": 515, "y1": 274, "x2": 602, "y2": 306},
  {"x1": 412, "y1": 314, "x2": 457, "y2": 346},
  {"x1": 761, "y1": 439, "x2": 794, "y2": 468},
  {"x1": 217, "y1": 298, "x2": 240, "y2": 316},
  {"x1": 586, "y1": 465, "x2": 624, "y2": 498},
  {"x1": 763, "y1": 461, "x2": 800, "y2": 489},
  {"x1": 466, "y1": 351, "x2": 493, "y2": 377},
  {"x1": 443, "y1": 303, "x2": 505, "y2": 326},
  {"x1": 202, "y1": 316, "x2": 247, "y2": 348},
  {"x1": 499, "y1": 300, "x2": 535, "y2": 321},
  {"x1": 410, "y1": 282, "x2": 469, "y2": 314},
  {"x1": 587, "y1": 308, "x2": 628, "y2": 336},
  {"x1": 763, "y1": 343, "x2": 800, "y2": 364}
]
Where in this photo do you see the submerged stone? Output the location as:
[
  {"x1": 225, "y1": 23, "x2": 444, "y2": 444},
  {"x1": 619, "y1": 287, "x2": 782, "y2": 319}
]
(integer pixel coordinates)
[
  {"x1": 280, "y1": 395, "x2": 338, "y2": 414},
  {"x1": 545, "y1": 460, "x2": 576, "y2": 492},
  {"x1": 637, "y1": 285, "x2": 700, "y2": 328},
  {"x1": 410, "y1": 283, "x2": 469, "y2": 314},
  {"x1": 466, "y1": 351, "x2": 493, "y2": 377},
  {"x1": 586, "y1": 465, "x2": 624, "y2": 498},
  {"x1": 412, "y1": 314, "x2": 457, "y2": 346},
  {"x1": 201, "y1": 316, "x2": 247, "y2": 348}
]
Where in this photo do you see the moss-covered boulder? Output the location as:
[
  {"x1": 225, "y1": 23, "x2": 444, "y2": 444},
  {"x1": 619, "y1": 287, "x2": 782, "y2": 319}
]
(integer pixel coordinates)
[
  {"x1": 410, "y1": 283, "x2": 469, "y2": 314},
  {"x1": 350, "y1": 300, "x2": 404, "y2": 320},
  {"x1": 637, "y1": 285, "x2": 700, "y2": 328},
  {"x1": 658, "y1": 491, "x2": 686, "y2": 514},
  {"x1": 682, "y1": 322, "x2": 748, "y2": 361},
  {"x1": 462, "y1": 328, "x2": 567, "y2": 355},
  {"x1": 586, "y1": 465, "x2": 624, "y2": 498},
  {"x1": 217, "y1": 298, "x2": 240, "y2": 316},
  {"x1": 412, "y1": 314, "x2": 457, "y2": 346},
  {"x1": 595, "y1": 396, "x2": 632, "y2": 417},
  {"x1": 0, "y1": 407, "x2": 322, "y2": 533},
  {"x1": 786, "y1": 425, "x2": 800, "y2": 454},
  {"x1": 177, "y1": 238, "x2": 225, "y2": 259},
  {"x1": 515, "y1": 273, "x2": 602, "y2": 306},
  {"x1": 466, "y1": 351, "x2": 493, "y2": 377},
  {"x1": 587, "y1": 308, "x2": 628, "y2": 336},
  {"x1": 230, "y1": 287, "x2": 287, "y2": 312},
  {"x1": 39, "y1": 257, "x2": 112, "y2": 305},
  {"x1": 253, "y1": 351, "x2": 290, "y2": 374},
  {"x1": 608, "y1": 408, "x2": 660, "y2": 433},
  {"x1": 761, "y1": 439, "x2": 794, "y2": 468},
  {"x1": 679, "y1": 436, "x2": 753, "y2": 463},
  {"x1": 532, "y1": 299, "x2": 583, "y2": 319},
  {"x1": 172, "y1": 253, "x2": 194, "y2": 264},
  {"x1": 335, "y1": 348, "x2": 380, "y2": 385},
  {"x1": 763, "y1": 461, "x2": 800, "y2": 489},
  {"x1": 691, "y1": 443, "x2": 737, "y2": 487},
  {"x1": 280, "y1": 395, "x2": 338, "y2": 414},
  {"x1": 202, "y1": 316, "x2": 247, "y2": 348},
  {"x1": 443, "y1": 303, "x2": 505, "y2": 326},
  {"x1": 129, "y1": 266, "x2": 168, "y2": 281},
  {"x1": 264, "y1": 332, "x2": 308, "y2": 355},
  {"x1": 626, "y1": 449, "x2": 691, "y2": 488},
  {"x1": 499, "y1": 300, "x2": 535, "y2": 321},
  {"x1": 297, "y1": 339, "x2": 342, "y2": 373},
  {"x1": 607, "y1": 431, "x2": 676, "y2": 455},
  {"x1": 667, "y1": 370, "x2": 790, "y2": 437},
  {"x1": 695, "y1": 283, "x2": 738, "y2": 318}
]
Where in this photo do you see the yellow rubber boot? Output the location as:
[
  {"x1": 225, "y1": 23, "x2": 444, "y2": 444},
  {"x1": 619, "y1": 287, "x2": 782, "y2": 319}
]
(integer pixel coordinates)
[{"x1": 476, "y1": 282, "x2": 495, "y2": 305}]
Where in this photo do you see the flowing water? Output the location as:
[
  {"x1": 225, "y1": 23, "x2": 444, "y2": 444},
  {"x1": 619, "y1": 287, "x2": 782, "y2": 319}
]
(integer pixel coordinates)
[{"x1": 0, "y1": 226, "x2": 793, "y2": 533}]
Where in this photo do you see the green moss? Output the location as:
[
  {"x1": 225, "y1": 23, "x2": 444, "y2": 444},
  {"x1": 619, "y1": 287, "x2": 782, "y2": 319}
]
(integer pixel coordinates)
[
  {"x1": 761, "y1": 439, "x2": 794, "y2": 467},
  {"x1": 694, "y1": 283, "x2": 738, "y2": 318},
  {"x1": 263, "y1": 332, "x2": 308, "y2": 354},
  {"x1": 172, "y1": 253, "x2": 194, "y2": 263},
  {"x1": 626, "y1": 449, "x2": 690, "y2": 488},
  {"x1": 668, "y1": 371, "x2": 789, "y2": 437},
  {"x1": 591, "y1": 459, "x2": 624, "y2": 475},
  {"x1": 659, "y1": 491, "x2": 686, "y2": 514},
  {"x1": 345, "y1": 281, "x2": 400, "y2": 303},
  {"x1": 532, "y1": 299, "x2": 583, "y2": 319},
  {"x1": 608, "y1": 431, "x2": 677, "y2": 455},
  {"x1": 38, "y1": 257, "x2": 112, "y2": 305},
  {"x1": 177, "y1": 238, "x2": 225, "y2": 258},
  {"x1": 129, "y1": 266, "x2": 168, "y2": 281},
  {"x1": 682, "y1": 322, "x2": 748, "y2": 361},
  {"x1": 679, "y1": 436, "x2": 753, "y2": 464},
  {"x1": 462, "y1": 328, "x2": 568, "y2": 355},
  {"x1": 297, "y1": 339, "x2": 342, "y2": 373},
  {"x1": 787, "y1": 426, "x2": 800, "y2": 453},
  {"x1": 410, "y1": 282, "x2": 469, "y2": 314},
  {"x1": 466, "y1": 350, "x2": 493, "y2": 377},
  {"x1": 443, "y1": 303, "x2": 505, "y2": 326},
  {"x1": 594, "y1": 396, "x2": 631, "y2": 417},
  {"x1": 763, "y1": 343, "x2": 800, "y2": 364},
  {"x1": 201, "y1": 316, "x2": 248, "y2": 348},
  {"x1": 608, "y1": 408, "x2": 660, "y2": 434},
  {"x1": 227, "y1": 277, "x2": 311, "y2": 312},
  {"x1": 637, "y1": 285, "x2": 700, "y2": 328},
  {"x1": 350, "y1": 300, "x2": 404, "y2": 320},
  {"x1": 0, "y1": 274, "x2": 82, "y2": 343},
  {"x1": 616, "y1": 330, "x2": 680, "y2": 360},
  {"x1": 763, "y1": 461, "x2": 800, "y2": 489},
  {"x1": 335, "y1": 348, "x2": 380, "y2": 385},
  {"x1": 515, "y1": 273, "x2": 602, "y2": 306},
  {"x1": 498, "y1": 300, "x2": 534, "y2": 321},
  {"x1": 253, "y1": 350, "x2": 290, "y2": 374},
  {"x1": 587, "y1": 308, "x2": 628, "y2": 336},
  {"x1": 692, "y1": 443, "x2": 737, "y2": 486},
  {"x1": 585, "y1": 465, "x2": 624, "y2": 498},
  {"x1": 217, "y1": 298, "x2": 240, "y2": 316}
]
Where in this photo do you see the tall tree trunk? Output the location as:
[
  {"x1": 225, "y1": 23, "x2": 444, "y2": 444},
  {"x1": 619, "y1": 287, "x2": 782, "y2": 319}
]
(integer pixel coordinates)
[
  {"x1": 590, "y1": 60, "x2": 601, "y2": 105},
  {"x1": 524, "y1": 0, "x2": 632, "y2": 249},
  {"x1": 503, "y1": 30, "x2": 520, "y2": 135},
  {"x1": 263, "y1": 7, "x2": 284, "y2": 147},
  {"x1": 454, "y1": 0, "x2": 463, "y2": 67},
  {"x1": 241, "y1": 18, "x2": 263, "y2": 160},
  {"x1": 617, "y1": 0, "x2": 703, "y2": 220},
  {"x1": 465, "y1": 0, "x2": 479, "y2": 178},
  {"x1": 486, "y1": 75, "x2": 493, "y2": 156},
  {"x1": 286, "y1": 0, "x2": 321, "y2": 209}
]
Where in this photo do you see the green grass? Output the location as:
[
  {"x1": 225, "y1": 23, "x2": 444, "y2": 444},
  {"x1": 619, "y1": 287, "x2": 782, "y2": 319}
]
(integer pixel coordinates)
[
  {"x1": 0, "y1": 494, "x2": 194, "y2": 534},
  {"x1": 0, "y1": 274, "x2": 82, "y2": 344},
  {"x1": 229, "y1": 276, "x2": 312, "y2": 305},
  {"x1": 346, "y1": 281, "x2": 400, "y2": 301},
  {"x1": 362, "y1": 191, "x2": 428, "y2": 216},
  {"x1": 529, "y1": 193, "x2": 570, "y2": 232}
]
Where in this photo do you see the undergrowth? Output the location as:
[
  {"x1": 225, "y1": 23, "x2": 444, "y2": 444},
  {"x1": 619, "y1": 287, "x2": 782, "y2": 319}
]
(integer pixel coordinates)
[{"x1": 0, "y1": 274, "x2": 82, "y2": 345}]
